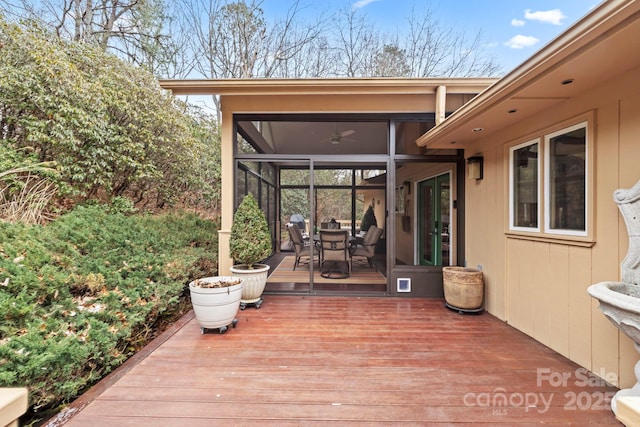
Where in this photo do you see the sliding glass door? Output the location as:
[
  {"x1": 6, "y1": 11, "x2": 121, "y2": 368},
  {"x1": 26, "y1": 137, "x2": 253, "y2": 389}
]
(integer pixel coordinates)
[{"x1": 418, "y1": 173, "x2": 450, "y2": 266}]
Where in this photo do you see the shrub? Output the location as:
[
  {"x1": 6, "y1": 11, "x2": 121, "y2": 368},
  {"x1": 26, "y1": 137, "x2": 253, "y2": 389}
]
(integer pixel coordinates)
[
  {"x1": 0, "y1": 18, "x2": 221, "y2": 212},
  {"x1": 0, "y1": 204, "x2": 218, "y2": 419},
  {"x1": 360, "y1": 203, "x2": 377, "y2": 232},
  {"x1": 229, "y1": 194, "x2": 272, "y2": 268}
]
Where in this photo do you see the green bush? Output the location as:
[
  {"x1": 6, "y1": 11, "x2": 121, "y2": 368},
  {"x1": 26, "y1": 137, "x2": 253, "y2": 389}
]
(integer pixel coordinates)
[
  {"x1": 0, "y1": 204, "x2": 218, "y2": 418},
  {"x1": 360, "y1": 204, "x2": 377, "y2": 232},
  {"x1": 0, "y1": 18, "x2": 221, "y2": 212},
  {"x1": 229, "y1": 194, "x2": 272, "y2": 268}
]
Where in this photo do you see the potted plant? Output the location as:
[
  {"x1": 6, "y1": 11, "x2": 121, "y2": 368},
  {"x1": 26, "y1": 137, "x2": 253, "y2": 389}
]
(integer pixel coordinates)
[
  {"x1": 189, "y1": 276, "x2": 243, "y2": 334},
  {"x1": 360, "y1": 201, "x2": 378, "y2": 233},
  {"x1": 229, "y1": 193, "x2": 272, "y2": 309},
  {"x1": 442, "y1": 266, "x2": 484, "y2": 314}
]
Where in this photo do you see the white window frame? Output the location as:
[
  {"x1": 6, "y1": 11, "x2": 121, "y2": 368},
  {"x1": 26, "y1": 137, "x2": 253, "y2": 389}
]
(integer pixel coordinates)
[
  {"x1": 509, "y1": 139, "x2": 541, "y2": 232},
  {"x1": 543, "y1": 121, "x2": 589, "y2": 237}
]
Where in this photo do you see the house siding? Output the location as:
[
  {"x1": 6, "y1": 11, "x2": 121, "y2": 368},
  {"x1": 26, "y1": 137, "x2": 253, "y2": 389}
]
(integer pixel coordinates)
[{"x1": 464, "y1": 65, "x2": 640, "y2": 388}]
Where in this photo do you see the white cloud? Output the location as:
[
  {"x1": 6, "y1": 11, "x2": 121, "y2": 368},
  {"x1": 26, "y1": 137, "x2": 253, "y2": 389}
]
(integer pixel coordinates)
[
  {"x1": 524, "y1": 9, "x2": 566, "y2": 25},
  {"x1": 511, "y1": 18, "x2": 526, "y2": 27},
  {"x1": 352, "y1": 0, "x2": 381, "y2": 10},
  {"x1": 504, "y1": 34, "x2": 539, "y2": 49}
]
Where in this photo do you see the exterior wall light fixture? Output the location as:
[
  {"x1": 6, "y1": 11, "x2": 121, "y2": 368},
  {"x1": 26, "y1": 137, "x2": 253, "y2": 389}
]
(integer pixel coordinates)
[{"x1": 467, "y1": 156, "x2": 484, "y2": 180}]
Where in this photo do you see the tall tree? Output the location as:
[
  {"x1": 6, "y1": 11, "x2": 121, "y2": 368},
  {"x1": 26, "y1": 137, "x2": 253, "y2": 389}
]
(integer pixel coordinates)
[
  {"x1": 403, "y1": 6, "x2": 501, "y2": 77},
  {"x1": 0, "y1": 0, "x2": 183, "y2": 73},
  {"x1": 180, "y1": 0, "x2": 325, "y2": 117},
  {"x1": 1, "y1": 0, "x2": 503, "y2": 120},
  {"x1": 332, "y1": 4, "x2": 380, "y2": 77},
  {"x1": 372, "y1": 43, "x2": 411, "y2": 77},
  {"x1": 116, "y1": 0, "x2": 195, "y2": 78},
  {"x1": 1, "y1": 0, "x2": 502, "y2": 79}
]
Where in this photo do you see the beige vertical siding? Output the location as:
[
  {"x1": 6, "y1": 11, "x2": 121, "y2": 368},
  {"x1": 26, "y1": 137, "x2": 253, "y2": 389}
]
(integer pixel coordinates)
[
  {"x1": 465, "y1": 66, "x2": 640, "y2": 388},
  {"x1": 505, "y1": 239, "x2": 587, "y2": 359},
  {"x1": 466, "y1": 147, "x2": 506, "y2": 318}
]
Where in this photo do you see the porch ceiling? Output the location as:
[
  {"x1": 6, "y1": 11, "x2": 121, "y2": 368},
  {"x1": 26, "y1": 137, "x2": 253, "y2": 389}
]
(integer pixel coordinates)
[
  {"x1": 159, "y1": 77, "x2": 496, "y2": 156},
  {"x1": 238, "y1": 120, "x2": 389, "y2": 155},
  {"x1": 416, "y1": 0, "x2": 640, "y2": 149}
]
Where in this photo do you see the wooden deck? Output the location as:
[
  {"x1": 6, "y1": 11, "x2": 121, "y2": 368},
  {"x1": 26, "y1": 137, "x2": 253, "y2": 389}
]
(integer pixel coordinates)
[
  {"x1": 266, "y1": 255, "x2": 387, "y2": 294},
  {"x1": 48, "y1": 296, "x2": 621, "y2": 426}
]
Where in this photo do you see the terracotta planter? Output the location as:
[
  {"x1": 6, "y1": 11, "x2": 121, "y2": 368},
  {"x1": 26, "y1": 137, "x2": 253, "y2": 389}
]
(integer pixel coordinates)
[
  {"x1": 189, "y1": 276, "x2": 243, "y2": 333},
  {"x1": 442, "y1": 267, "x2": 484, "y2": 312},
  {"x1": 230, "y1": 264, "x2": 270, "y2": 309}
]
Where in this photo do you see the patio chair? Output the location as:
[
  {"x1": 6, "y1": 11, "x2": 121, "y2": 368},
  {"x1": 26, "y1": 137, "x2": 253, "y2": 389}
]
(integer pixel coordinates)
[
  {"x1": 319, "y1": 229, "x2": 351, "y2": 279},
  {"x1": 287, "y1": 223, "x2": 319, "y2": 270},
  {"x1": 320, "y1": 220, "x2": 340, "y2": 230},
  {"x1": 350, "y1": 225, "x2": 383, "y2": 268}
]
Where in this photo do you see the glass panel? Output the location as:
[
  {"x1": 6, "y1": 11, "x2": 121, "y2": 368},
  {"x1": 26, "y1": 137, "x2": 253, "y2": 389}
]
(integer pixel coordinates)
[
  {"x1": 439, "y1": 176, "x2": 450, "y2": 266},
  {"x1": 236, "y1": 132, "x2": 258, "y2": 154},
  {"x1": 314, "y1": 169, "x2": 353, "y2": 186},
  {"x1": 267, "y1": 185, "x2": 276, "y2": 246},
  {"x1": 247, "y1": 173, "x2": 259, "y2": 200},
  {"x1": 262, "y1": 163, "x2": 275, "y2": 182},
  {"x1": 395, "y1": 163, "x2": 413, "y2": 265},
  {"x1": 421, "y1": 180, "x2": 435, "y2": 265},
  {"x1": 396, "y1": 165, "x2": 451, "y2": 267},
  {"x1": 511, "y1": 141, "x2": 539, "y2": 229},
  {"x1": 236, "y1": 161, "x2": 278, "y2": 251},
  {"x1": 356, "y1": 169, "x2": 386, "y2": 183},
  {"x1": 244, "y1": 161, "x2": 259, "y2": 173},
  {"x1": 261, "y1": 183, "x2": 270, "y2": 222},
  {"x1": 281, "y1": 169, "x2": 309, "y2": 186},
  {"x1": 282, "y1": 188, "x2": 311, "y2": 230},
  {"x1": 316, "y1": 189, "x2": 352, "y2": 231},
  {"x1": 355, "y1": 189, "x2": 384, "y2": 232},
  {"x1": 547, "y1": 125, "x2": 586, "y2": 232},
  {"x1": 236, "y1": 168, "x2": 246, "y2": 207},
  {"x1": 281, "y1": 187, "x2": 311, "y2": 251}
]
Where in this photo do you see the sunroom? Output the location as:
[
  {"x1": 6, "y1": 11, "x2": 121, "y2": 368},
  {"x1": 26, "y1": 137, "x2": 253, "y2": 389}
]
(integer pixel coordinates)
[{"x1": 160, "y1": 78, "x2": 496, "y2": 298}]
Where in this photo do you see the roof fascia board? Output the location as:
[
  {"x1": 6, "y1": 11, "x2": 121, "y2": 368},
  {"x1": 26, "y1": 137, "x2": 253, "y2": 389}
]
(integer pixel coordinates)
[{"x1": 158, "y1": 78, "x2": 496, "y2": 96}]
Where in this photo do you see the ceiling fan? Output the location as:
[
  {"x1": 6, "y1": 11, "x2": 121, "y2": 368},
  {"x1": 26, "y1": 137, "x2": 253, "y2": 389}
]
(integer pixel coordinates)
[{"x1": 328, "y1": 124, "x2": 355, "y2": 145}]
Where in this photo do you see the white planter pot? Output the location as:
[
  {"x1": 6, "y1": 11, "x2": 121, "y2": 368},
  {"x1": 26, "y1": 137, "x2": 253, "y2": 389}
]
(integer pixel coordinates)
[
  {"x1": 229, "y1": 264, "x2": 270, "y2": 307},
  {"x1": 188, "y1": 277, "x2": 243, "y2": 333}
]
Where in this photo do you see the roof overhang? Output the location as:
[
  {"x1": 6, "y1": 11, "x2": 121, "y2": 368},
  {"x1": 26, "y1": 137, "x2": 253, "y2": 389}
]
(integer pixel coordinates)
[
  {"x1": 158, "y1": 77, "x2": 497, "y2": 97},
  {"x1": 416, "y1": 0, "x2": 640, "y2": 149}
]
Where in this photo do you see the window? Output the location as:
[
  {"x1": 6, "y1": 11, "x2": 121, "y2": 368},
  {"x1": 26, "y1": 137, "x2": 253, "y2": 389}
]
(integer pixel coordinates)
[
  {"x1": 509, "y1": 121, "x2": 589, "y2": 238},
  {"x1": 510, "y1": 140, "x2": 539, "y2": 231},
  {"x1": 545, "y1": 123, "x2": 587, "y2": 236}
]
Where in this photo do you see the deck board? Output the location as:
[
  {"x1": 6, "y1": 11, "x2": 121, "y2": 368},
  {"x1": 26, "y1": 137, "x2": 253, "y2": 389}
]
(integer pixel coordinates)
[
  {"x1": 49, "y1": 296, "x2": 622, "y2": 426},
  {"x1": 267, "y1": 255, "x2": 386, "y2": 285}
]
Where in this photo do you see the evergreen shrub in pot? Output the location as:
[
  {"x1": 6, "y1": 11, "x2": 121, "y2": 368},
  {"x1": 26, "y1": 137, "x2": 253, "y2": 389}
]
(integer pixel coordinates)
[
  {"x1": 229, "y1": 193, "x2": 272, "y2": 309},
  {"x1": 360, "y1": 203, "x2": 378, "y2": 233}
]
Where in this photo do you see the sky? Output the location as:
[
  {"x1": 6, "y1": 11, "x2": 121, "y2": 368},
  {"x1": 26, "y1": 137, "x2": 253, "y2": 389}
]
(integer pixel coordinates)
[{"x1": 260, "y1": 0, "x2": 600, "y2": 73}]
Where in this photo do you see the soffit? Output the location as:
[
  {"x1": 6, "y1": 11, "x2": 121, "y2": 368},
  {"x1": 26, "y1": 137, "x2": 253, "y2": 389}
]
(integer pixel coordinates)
[{"x1": 416, "y1": 0, "x2": 640, "y2": 149}]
